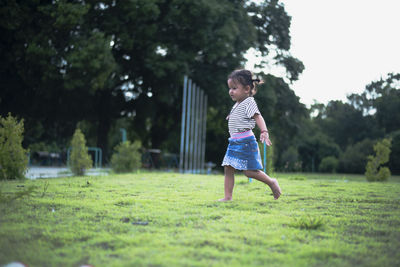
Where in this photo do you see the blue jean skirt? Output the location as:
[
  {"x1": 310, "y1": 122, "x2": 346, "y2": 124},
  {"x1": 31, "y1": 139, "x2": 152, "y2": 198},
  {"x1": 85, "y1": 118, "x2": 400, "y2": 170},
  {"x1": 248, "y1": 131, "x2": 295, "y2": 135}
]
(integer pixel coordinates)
[{"x1": 221, "y1": 131, "x2": 263, "y2": 170}]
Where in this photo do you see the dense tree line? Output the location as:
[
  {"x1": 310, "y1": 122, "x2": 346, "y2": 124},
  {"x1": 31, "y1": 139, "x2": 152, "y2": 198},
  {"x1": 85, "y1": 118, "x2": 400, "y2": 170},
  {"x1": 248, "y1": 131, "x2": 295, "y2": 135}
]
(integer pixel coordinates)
[
  {"x1": 299, "y1": 73, "x2": 400, "y2": 174},
  {"x1": 1, "y1": 1, "x2": 398, "y2": 174}
]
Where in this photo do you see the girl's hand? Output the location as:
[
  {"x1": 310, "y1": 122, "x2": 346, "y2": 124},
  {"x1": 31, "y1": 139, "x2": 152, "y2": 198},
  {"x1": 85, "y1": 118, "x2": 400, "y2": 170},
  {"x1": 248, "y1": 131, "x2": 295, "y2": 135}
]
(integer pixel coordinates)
[{"x1": 260, "y1": 131, "x2": 272, "y2": 146}]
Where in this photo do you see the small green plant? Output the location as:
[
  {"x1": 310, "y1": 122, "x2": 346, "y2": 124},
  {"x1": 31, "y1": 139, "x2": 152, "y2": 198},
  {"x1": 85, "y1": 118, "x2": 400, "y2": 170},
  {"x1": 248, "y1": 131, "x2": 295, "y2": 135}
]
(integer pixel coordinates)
[
  {"x1": 111, "y1": 141, "x2": 142, "y2": 173},
  {"x1": 290, "y1": 215, "x2": 325, "y2": 230},
  {"x1": 0, "y1": 113, "x2": 28, "y2": 180},
  {"x1": 319, "y1": 156, "x2": 339, "y2": 173},
  {"x1": 41, "y1": 181, "x2": 50, "y2": 197},
  {"x1": 70, "y1": 128, "x2": 92, "y2": 176},
  {"x1": 365, "y1": 138, "x2": 392, "y2": 182}
]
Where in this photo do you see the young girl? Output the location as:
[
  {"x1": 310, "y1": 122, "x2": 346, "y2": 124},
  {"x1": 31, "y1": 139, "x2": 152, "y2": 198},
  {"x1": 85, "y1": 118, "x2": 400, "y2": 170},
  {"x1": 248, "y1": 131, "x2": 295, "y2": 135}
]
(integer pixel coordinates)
[{"x1": 220, "y1": 69, "x2": 282, "y2": 201}]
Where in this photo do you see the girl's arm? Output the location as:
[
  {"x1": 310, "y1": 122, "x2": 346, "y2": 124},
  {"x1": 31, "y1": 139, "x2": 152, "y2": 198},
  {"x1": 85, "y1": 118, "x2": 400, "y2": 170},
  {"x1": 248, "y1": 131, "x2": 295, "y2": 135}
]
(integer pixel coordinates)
[{"x1": 254, "y1": 114, "x2": 272, "y2": 146}]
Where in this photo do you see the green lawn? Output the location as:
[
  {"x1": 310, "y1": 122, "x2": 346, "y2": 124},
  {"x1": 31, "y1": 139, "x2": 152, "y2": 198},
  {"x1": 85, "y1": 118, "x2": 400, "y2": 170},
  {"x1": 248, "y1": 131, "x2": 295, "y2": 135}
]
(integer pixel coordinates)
[{"x1": 1, "y1": 172, "x2": 399, "y2": 267}]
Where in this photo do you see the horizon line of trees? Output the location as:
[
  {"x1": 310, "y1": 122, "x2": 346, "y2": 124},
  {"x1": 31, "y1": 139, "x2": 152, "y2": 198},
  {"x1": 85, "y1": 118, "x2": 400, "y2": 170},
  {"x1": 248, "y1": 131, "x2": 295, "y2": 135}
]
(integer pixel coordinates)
[{"x1": 1, "y1": 1, "x2": 399, "y2": 174}]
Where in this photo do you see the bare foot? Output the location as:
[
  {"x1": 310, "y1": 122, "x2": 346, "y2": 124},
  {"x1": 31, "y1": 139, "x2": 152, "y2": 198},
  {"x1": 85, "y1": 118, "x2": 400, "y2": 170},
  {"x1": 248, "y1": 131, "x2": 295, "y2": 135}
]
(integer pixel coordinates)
[
  {"x1": 270, "y1": 179, "x2": 281, "y2": 200},
  {"x1": 218, "y1": 198, "x2": 232, "y2": 202}
]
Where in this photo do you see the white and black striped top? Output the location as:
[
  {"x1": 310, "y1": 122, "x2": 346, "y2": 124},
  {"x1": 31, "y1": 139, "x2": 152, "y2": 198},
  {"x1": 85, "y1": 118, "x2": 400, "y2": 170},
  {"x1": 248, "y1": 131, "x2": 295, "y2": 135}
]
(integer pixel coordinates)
[{"x1": 227, "y1": 97, "x2": 260, "y2": 135}]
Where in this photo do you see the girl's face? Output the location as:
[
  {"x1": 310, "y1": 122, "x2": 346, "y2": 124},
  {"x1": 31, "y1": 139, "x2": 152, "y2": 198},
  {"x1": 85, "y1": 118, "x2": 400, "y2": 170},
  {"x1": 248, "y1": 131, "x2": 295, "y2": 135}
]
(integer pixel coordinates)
[{"x1": 227, "y1": 78, "x2": 250, "y2": 103}]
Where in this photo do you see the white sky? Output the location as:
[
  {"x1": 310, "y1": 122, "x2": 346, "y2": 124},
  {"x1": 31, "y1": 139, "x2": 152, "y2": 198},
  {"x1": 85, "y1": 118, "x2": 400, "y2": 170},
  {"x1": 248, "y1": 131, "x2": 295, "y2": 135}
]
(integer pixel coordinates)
[{"x1": 246, "y1": 0, "x2": 400, "y2": 106}]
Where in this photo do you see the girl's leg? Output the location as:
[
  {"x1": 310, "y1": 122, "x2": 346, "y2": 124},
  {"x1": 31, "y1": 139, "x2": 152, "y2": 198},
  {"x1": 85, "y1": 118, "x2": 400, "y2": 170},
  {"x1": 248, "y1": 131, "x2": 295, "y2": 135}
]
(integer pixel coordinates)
[
  {"x1": 243, "y1": 170, "x2": 281, "y2": 200},
  {"x1": 219, "y1": 165, "x2": 235, "y2": 201}
]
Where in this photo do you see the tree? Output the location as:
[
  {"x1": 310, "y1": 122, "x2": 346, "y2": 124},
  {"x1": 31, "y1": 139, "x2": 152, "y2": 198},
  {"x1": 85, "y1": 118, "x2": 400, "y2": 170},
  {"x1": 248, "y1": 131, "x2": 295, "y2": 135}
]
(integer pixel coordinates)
[
  {"x1": 0, "y1": 1, "x2": 118, "y2": 160},
  {"x1": 348, "y1": 73, "x2": 400, "y2": 134},
  {"x1": 1, "y1": 0, "x2": 303, "y2": 164},
  {"x1": 338, "y1": 139, "x2": 374, "y2": 174},
  {"x1": 255, "y1": 74, "x2": 308, "y2": 170},
  {"x1": 314, "y1": 100, "x2": 376, "y2": 150},
  {"x1": 365, "y1": 138, "x2": 391, "y2": 182},
  {"x1": 388, "y1": 130, "x2": 400, "y2": 175},
  {"x1": 0, "y1": 114, "x2": 28, "y2": 180},
  {"x1": 70, "y1": 129, "x2": 92, "y2": 176},
  {"x1": 298, "y1": 132, "x2": 341, "y2": 172},
  {"x1": 319, "y1": 156, "x2": 338, "y2": 173}
]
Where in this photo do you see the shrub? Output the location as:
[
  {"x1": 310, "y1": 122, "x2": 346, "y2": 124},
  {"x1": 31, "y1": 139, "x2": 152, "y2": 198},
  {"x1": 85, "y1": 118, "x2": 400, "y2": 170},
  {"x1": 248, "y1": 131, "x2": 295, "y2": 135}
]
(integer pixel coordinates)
[
  {"x1": 111, "y1": 141, "x2": 142, "y2": 173},
  {"x1": 0, "y1": 113, "x2": 28, "y2": 180},
  {"x1": 70, "y1": 129, "x2": 92, "y2": 176},
  {"x1": 388, "y1": 130, "x2": 400, "y2": 175},
  {"x1": 280, "y1": 146, "x2": 299, "y2": 172},
  {"x1": 365, "y1": 138, "x2": 391, "y2": 182},
  {"x1": 319, "y1": 156, "x2": 339, "y2": 173},
  {"x1": 338, "y1": 139, "x2": 374, "y2": 174}
]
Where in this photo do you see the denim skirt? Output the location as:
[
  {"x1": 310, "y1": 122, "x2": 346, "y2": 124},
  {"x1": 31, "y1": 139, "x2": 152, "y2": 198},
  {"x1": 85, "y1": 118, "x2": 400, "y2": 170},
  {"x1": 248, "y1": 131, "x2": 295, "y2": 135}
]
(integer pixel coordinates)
[{"x1": 221, "y1": 134, "x2": 263, "y2": 170}]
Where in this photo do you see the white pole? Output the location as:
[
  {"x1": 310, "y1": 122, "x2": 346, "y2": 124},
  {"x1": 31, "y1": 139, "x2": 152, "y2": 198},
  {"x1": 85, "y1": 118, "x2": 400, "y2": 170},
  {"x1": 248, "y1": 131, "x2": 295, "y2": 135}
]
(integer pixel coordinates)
[
  {"x1": 189, "y1": 84, "x2": 196, "y2": 173},
  {"x1": 179, "y1": 76, "x2": 188, "y2": 173},
  {"x1": 201, "y1": 95, "x2": 208, "y2": 174},
  {"x1": 198, "y1": 90, "x2": 204, "y2": 173},
  {"x1": 193, "y1": 86, "x2": 200, "y2": 173},
  {"x1": 184, "y1": 79, "x2": 192, "y2": 172}
]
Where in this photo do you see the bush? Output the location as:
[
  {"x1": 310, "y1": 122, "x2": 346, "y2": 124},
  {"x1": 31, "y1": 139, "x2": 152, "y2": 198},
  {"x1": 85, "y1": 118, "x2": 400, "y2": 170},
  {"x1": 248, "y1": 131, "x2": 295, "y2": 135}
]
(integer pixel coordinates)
[
  {"x1": 70, "y1": 129, "x2": 92, "y2": 176},
  {"x1": 319, "y1": 156, "x2": 339, "y2": 173},
  {"x1": 280, "y1": 146, "x2": 301, "y2": 172},
  {"x1": 0, "y1": 113, "x2": 28, "y2": 180},
  {"x1": 388, "y1": 130, "x2": 400, "y2": 175},
  {"x1": 111, "y1": 141, "x2": 142, "y2": 173},
  {"x1": 365, "y1": 138, "x2": 391, "y2": 182},
  {"x1": 338, "y1": 139, "x2": 374, "y2": 174}
]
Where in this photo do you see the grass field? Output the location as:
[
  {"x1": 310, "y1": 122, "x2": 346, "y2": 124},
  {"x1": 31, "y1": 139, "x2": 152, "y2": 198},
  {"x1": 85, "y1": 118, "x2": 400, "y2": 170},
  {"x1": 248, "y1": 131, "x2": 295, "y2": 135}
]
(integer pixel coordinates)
[{"x1": 1, "y1": 172, "x2": 399, "y2": 267}]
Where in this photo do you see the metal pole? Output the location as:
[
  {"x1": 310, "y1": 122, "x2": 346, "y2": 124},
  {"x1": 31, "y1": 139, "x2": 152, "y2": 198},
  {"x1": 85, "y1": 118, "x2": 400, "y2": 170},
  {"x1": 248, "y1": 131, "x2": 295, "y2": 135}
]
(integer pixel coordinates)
[
  {"x1": 263, "y1": 142, "x2": 267, "y2": 173},
  {"x1": 120, "y1": 128, "x2": 127, "y2": 143},
  {"x1": 200, "y1": 95, "x2": 207, "y2": 174},
  {"x1": 184, "y1": 79, "x2": 192, "y2": 172},
  {"x1": 67, "y1": 147, "x2": 71, "y2": 167},
  {"x1": 179, "y1": 76, "x2": 188, "y2": 173},
  {"x1": 94, "y1": 148, "x2": 98, "y2": 168},
  {"x1": 189, "y1": 84, "x2": 196, "y2": 173},
  {"x1": 99, "y1": 148, "x2": 103, "y2": 168},
  {"x1": 193, "y1": 86, "x2": 200, "y2": 173},
  {"x1": 198, "y1": 90, "x2": 204, "y2": 173}
]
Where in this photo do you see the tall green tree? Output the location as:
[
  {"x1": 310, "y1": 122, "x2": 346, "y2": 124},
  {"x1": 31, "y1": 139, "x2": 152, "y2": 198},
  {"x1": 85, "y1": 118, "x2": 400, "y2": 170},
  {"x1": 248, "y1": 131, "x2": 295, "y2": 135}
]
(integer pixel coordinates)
[
  {"x1": 1, "y1": 0, "x2": 303, "y2": 164},
  {"x1": 348, "y1": 73, "x2": 400, "y2": 134},
  {"x1": 312, "y1": 100, "x2": 379, "y2": 150},
  {"x1": 0, "y1": 0, "x2": 117, "y2": 155}
]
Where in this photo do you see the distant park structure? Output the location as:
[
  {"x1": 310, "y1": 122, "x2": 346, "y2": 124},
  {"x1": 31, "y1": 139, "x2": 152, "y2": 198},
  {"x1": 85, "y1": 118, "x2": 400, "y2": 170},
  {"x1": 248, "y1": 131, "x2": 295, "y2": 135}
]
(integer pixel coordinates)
[{"x1": 179, "y1": 76, "x2": 208, "y2": 174}]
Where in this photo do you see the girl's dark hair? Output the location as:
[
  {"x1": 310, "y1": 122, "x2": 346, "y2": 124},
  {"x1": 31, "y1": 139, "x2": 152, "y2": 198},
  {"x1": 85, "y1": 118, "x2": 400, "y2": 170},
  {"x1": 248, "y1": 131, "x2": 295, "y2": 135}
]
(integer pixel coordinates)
[{"x1": 228, "y1": 69, "x2": 263, "y2": 96}]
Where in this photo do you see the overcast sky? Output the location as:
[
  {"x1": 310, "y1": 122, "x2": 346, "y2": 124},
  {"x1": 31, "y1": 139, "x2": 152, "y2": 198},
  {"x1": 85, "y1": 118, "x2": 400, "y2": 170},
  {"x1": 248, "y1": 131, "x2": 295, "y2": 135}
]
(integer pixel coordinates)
[{"x1": 246, "y1": 0, "x2": 400, "y2": 106}]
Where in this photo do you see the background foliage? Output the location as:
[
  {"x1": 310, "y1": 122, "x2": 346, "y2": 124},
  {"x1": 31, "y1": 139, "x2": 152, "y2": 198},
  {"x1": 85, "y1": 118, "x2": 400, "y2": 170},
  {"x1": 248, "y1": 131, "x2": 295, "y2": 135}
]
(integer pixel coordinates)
[
  {"x1": 70, "y1": 128, "x2": 92, "y2": 176},
  {"x1": 0, "y1": 114, "x2": 28, "y2": 180},
  {"x1": 0, "y1": 1, "x2": 399, "y2": 174},
  {"x1": 111, "y1": 141, "x2": 142, "y2": 173}
]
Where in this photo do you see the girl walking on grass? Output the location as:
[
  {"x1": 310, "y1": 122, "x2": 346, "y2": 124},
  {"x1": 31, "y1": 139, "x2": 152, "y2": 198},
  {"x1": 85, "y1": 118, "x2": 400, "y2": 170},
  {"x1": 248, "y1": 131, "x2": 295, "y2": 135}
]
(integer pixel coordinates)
[{"x1": 219, "y1": 69, "x2": 281, "y2": 201}]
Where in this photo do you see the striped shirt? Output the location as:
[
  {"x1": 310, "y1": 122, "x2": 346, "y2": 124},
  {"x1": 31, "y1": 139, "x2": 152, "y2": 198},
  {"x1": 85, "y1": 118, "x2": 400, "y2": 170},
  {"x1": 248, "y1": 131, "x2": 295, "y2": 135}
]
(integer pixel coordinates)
[{"x1": 227, "y1": 97, "x2": 260, "y2": 135}]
